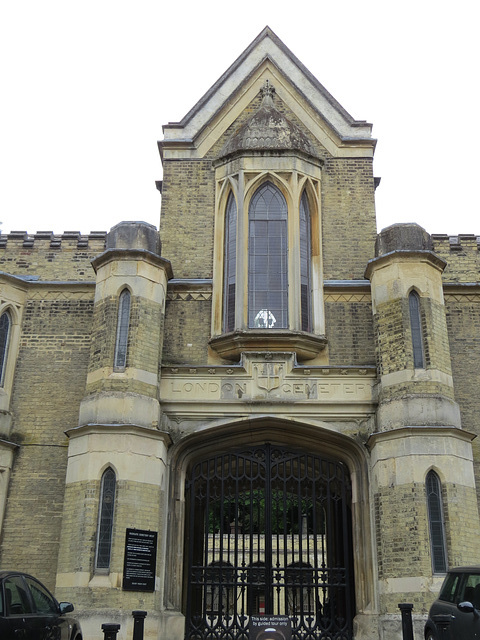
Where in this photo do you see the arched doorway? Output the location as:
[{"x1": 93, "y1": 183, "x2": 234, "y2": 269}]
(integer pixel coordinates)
[{"x1": 184, "y1": 443, "x2": 354, "y2": 639}]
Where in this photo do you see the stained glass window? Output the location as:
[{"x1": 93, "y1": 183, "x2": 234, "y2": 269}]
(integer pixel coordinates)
[
  {"x1": 95, "y1": 467, "x2": 116, "y2": 570},
  {"x1": 300, "y1": 191, "x2": 312, "y2": 332},
  {"x1": 426, "y1": 470, "x2": 447, "y2": 574},
  {"x1": 248, "y1": 183, "x2": 288, "y2": 329}
]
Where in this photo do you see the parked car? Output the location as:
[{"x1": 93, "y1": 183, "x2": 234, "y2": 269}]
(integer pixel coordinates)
[
  {"x1": 0, "y1": 570, "x2": 82, "y2": 640},
  {"x1": 425, "y1": 566, "x2": 480, "y2": 639}
]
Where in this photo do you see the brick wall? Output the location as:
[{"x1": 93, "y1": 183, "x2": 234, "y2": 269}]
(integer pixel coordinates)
[
  {"x1": 160, "y1": 160, "x2": 215, "y2": 279},
  {"x1": 446, "y1": 296, "x2": 480, "y2": 502},
  {"x1": 0, "y1": 233, "x2": 105, "y2": 281},
  {"x1": 322, "y1": 158, "x2": 377, "y2": 280},
  {"x1": 0, "y1": 294, "x2": 93, "y2": 590},
  {"x1": 324, "y1": 299, "x2": 375, "y2": 366},
  {"x1": 163, "y1": 297, "x2": 212, "y2": 365},
  {"x1": 57, "y1": 479, "x2": 165, "y2": 610}
]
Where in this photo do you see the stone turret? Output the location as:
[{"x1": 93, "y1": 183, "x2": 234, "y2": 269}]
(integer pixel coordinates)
[
  {"x1": 56, "y1": 222, "x2": 173, "y2": 634},
  {"x1": 366, "y1": 222, "x2": 460, "y2": 431}
]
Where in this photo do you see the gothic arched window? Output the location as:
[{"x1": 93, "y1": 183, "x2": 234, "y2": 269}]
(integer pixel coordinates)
[
  {"x1": 223, "y1": 192, "x2": 237, "y2": 332},
  {"x1": 300, "y1": 191, "x2": 312, "y2": 332},
  {"x1": 0, "y1": 311, "x2": 12, "y2": 387},
  {"x1": 248, "y1": 182, "x2": 288, "y2": 329},
  {"x1": 409, "y1": 291, "x2": 425, "y2": 368},
  {"x1": 95, "y1": 467, "x2": 116, "y2": 570},
  {"x1": 114, "y1": 289, "x2": 131, "y2": 369},
  {"x1": 426, "y1": 470, "x2": 447, "y2": 574}
]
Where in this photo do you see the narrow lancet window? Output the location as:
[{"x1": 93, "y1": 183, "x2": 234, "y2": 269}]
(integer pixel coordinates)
[
  {"x1": 299, "y1": 191, "x2": 312, "y2": 332},
  {"x1": 409, "y1": 291, "x2": 425, "y2": 368},
  {"x1": 248, "y1": 182, "x2": 288, "y2": 329},
  {"x1": 114, "y1": 289, "x2": 131, "y2": 369},
  {"x1": 95, "y1": 467, "x2": 116, "y2": 570},
  {"x1": 426, "y1": 470, "x2": 447, "y2": 574},
  {"x1": 223, "y1": 192, "x2": 237, "y2": 332},
  {"x1": 0, "y1": 311, "x2": 11, "y2": 387}
]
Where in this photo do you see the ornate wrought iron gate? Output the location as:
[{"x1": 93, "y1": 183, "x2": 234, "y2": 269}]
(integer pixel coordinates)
[{"x1": 185, "y1": 444, "x2": 354, "y2": 639}]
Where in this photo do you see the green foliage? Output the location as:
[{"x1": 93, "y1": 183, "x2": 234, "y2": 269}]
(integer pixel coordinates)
[{"x1": 207, "y1": 488, "x2": 325, "y2": 535}]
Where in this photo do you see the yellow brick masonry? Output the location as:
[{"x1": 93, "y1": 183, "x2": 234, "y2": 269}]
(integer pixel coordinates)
[
  {"x1": 0, "y1": 232, "x2": 106, "y2": 281},
  {"x1": 376, "y1": 481, "x2": 480, "y2": 615},
  {"x1": 86, "y1": 294, "x2": 163, "y2": 397},
  {"x1": 56, "y1": 479, "x2": 165, "y2": 611},
  {"x1": 432, "y1": 234, "x2": 480, "y2": 283},
  {"x1": 0, "y1": 295, "x2": 93, "y2": 591},
  {"x1": 446, "y1": 294, "x2": 480, "y2": 506}
]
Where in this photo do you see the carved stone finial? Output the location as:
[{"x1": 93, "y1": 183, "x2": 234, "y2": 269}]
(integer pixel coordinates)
[{"x1": 260, "y1": 79, "x2": 275, "y2": 103}]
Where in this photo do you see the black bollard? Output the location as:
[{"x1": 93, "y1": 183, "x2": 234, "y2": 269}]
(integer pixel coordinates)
[
  {"x1": 398, "y1": 603, "x2": 414, "y2": 640},
  {"x1": 132, "y1": 610, "x2": 147, "y2": 640},
  {"x1": 102, "y1": 623, "x2": 121, "y2": 640}
]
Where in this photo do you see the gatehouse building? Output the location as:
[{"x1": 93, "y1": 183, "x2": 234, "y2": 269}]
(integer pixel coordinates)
[{"x1": 1, "y1": 27, "x2": 480, "y2": 640}]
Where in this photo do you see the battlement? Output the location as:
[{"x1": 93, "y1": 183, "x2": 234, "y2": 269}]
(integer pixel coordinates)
[
  {"x1": 431, "y1": 234, "x2": 480, "y2": 283},
  {"x1": 0, "y1": 231, "x2": 107, "y2": 250},
  {"x1": 432, "y1": 234, "x2": 480, "y2": 252}
]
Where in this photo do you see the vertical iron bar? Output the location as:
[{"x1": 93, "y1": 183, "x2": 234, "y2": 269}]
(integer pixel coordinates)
[
  {"x1": 342, "y1": 464, "x2": 352, "y2": 632},
  {"x1": 264, "y1": 443, "x2": 273, "y2": 614}
]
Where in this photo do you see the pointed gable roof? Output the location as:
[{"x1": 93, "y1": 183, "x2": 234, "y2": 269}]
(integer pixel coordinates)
[{"x1": 160, "y1": 27, "x2": 375, "y2": 159}]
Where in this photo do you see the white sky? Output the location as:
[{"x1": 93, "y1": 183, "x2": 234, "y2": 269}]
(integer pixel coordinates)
[{"x1": 1, "y1": 0, "x2": 479, "y2": 237}]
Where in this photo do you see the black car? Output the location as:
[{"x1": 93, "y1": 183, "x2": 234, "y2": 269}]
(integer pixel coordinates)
[
  {"x1": 425, "y1": 566, "x2": 480, "y2": 639},
  {"x1": 0, "y1": 570, "x2": 82, "y2": 640}
]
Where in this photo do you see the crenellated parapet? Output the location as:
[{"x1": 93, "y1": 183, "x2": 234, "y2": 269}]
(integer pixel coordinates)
[
  {"x1": 0, "y1": 230, "x2": 107, "y2": 249},
  {"x1": 0, "y1": 230, "x2": 107, "y2": 281},
  {"x1": 431, "y1": 234, "x2": 480, "y2": 283}
]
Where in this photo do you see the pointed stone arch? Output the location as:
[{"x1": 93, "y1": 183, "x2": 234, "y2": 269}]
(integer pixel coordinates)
[{"x1": 164, "y1": 417, "x2": 375, "y2": 637}]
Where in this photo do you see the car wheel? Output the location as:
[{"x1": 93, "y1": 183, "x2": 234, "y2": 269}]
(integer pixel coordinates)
[{"x1": 425, "y1": 631, "x2": 437, "y2": 640}]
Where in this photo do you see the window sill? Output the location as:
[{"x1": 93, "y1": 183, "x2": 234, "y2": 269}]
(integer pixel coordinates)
[{"x1": 209, "y1": 330, "x2": 327, "y2": 362}]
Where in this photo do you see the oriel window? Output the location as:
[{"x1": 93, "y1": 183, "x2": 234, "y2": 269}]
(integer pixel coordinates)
[
  {"x1": 248, "y1": 182, "x2": 288, "y2": 329},
  {"x1": 299, "y1": 191, "x2": 312, "y2": 332}
]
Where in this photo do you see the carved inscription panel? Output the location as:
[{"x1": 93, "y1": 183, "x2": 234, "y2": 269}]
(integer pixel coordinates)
[{"x1": 160, "y1": 354, "x2": 376, "y2": 406}]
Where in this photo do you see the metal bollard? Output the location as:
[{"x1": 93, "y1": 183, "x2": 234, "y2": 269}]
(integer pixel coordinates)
[
  {"x1": 398, "y1": 603, "x2": 414, "y2": 640},
  {"x1": 102, "y1": 623, "x2": 121, "y2": 640},
  {"x1": 132, "y1": 610, "x2": 147, "y2": 640}
]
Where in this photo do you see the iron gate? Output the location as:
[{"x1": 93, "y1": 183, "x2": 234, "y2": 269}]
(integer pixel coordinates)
[{"x1": 185, "y1": 443, "x2": 354, "y2": 639}]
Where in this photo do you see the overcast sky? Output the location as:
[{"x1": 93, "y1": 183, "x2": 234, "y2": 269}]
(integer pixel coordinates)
[{"x1": 1, "y1": 0, "x2": 478, "y2": 238}]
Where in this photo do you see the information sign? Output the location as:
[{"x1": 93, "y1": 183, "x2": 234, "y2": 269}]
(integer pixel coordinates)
[
  {"x1": 122, "y1": 528, "x2": 157, "y2": 591},
  {"x1": 249, "y1": 615, "x2": 292, "y2": 639}
]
